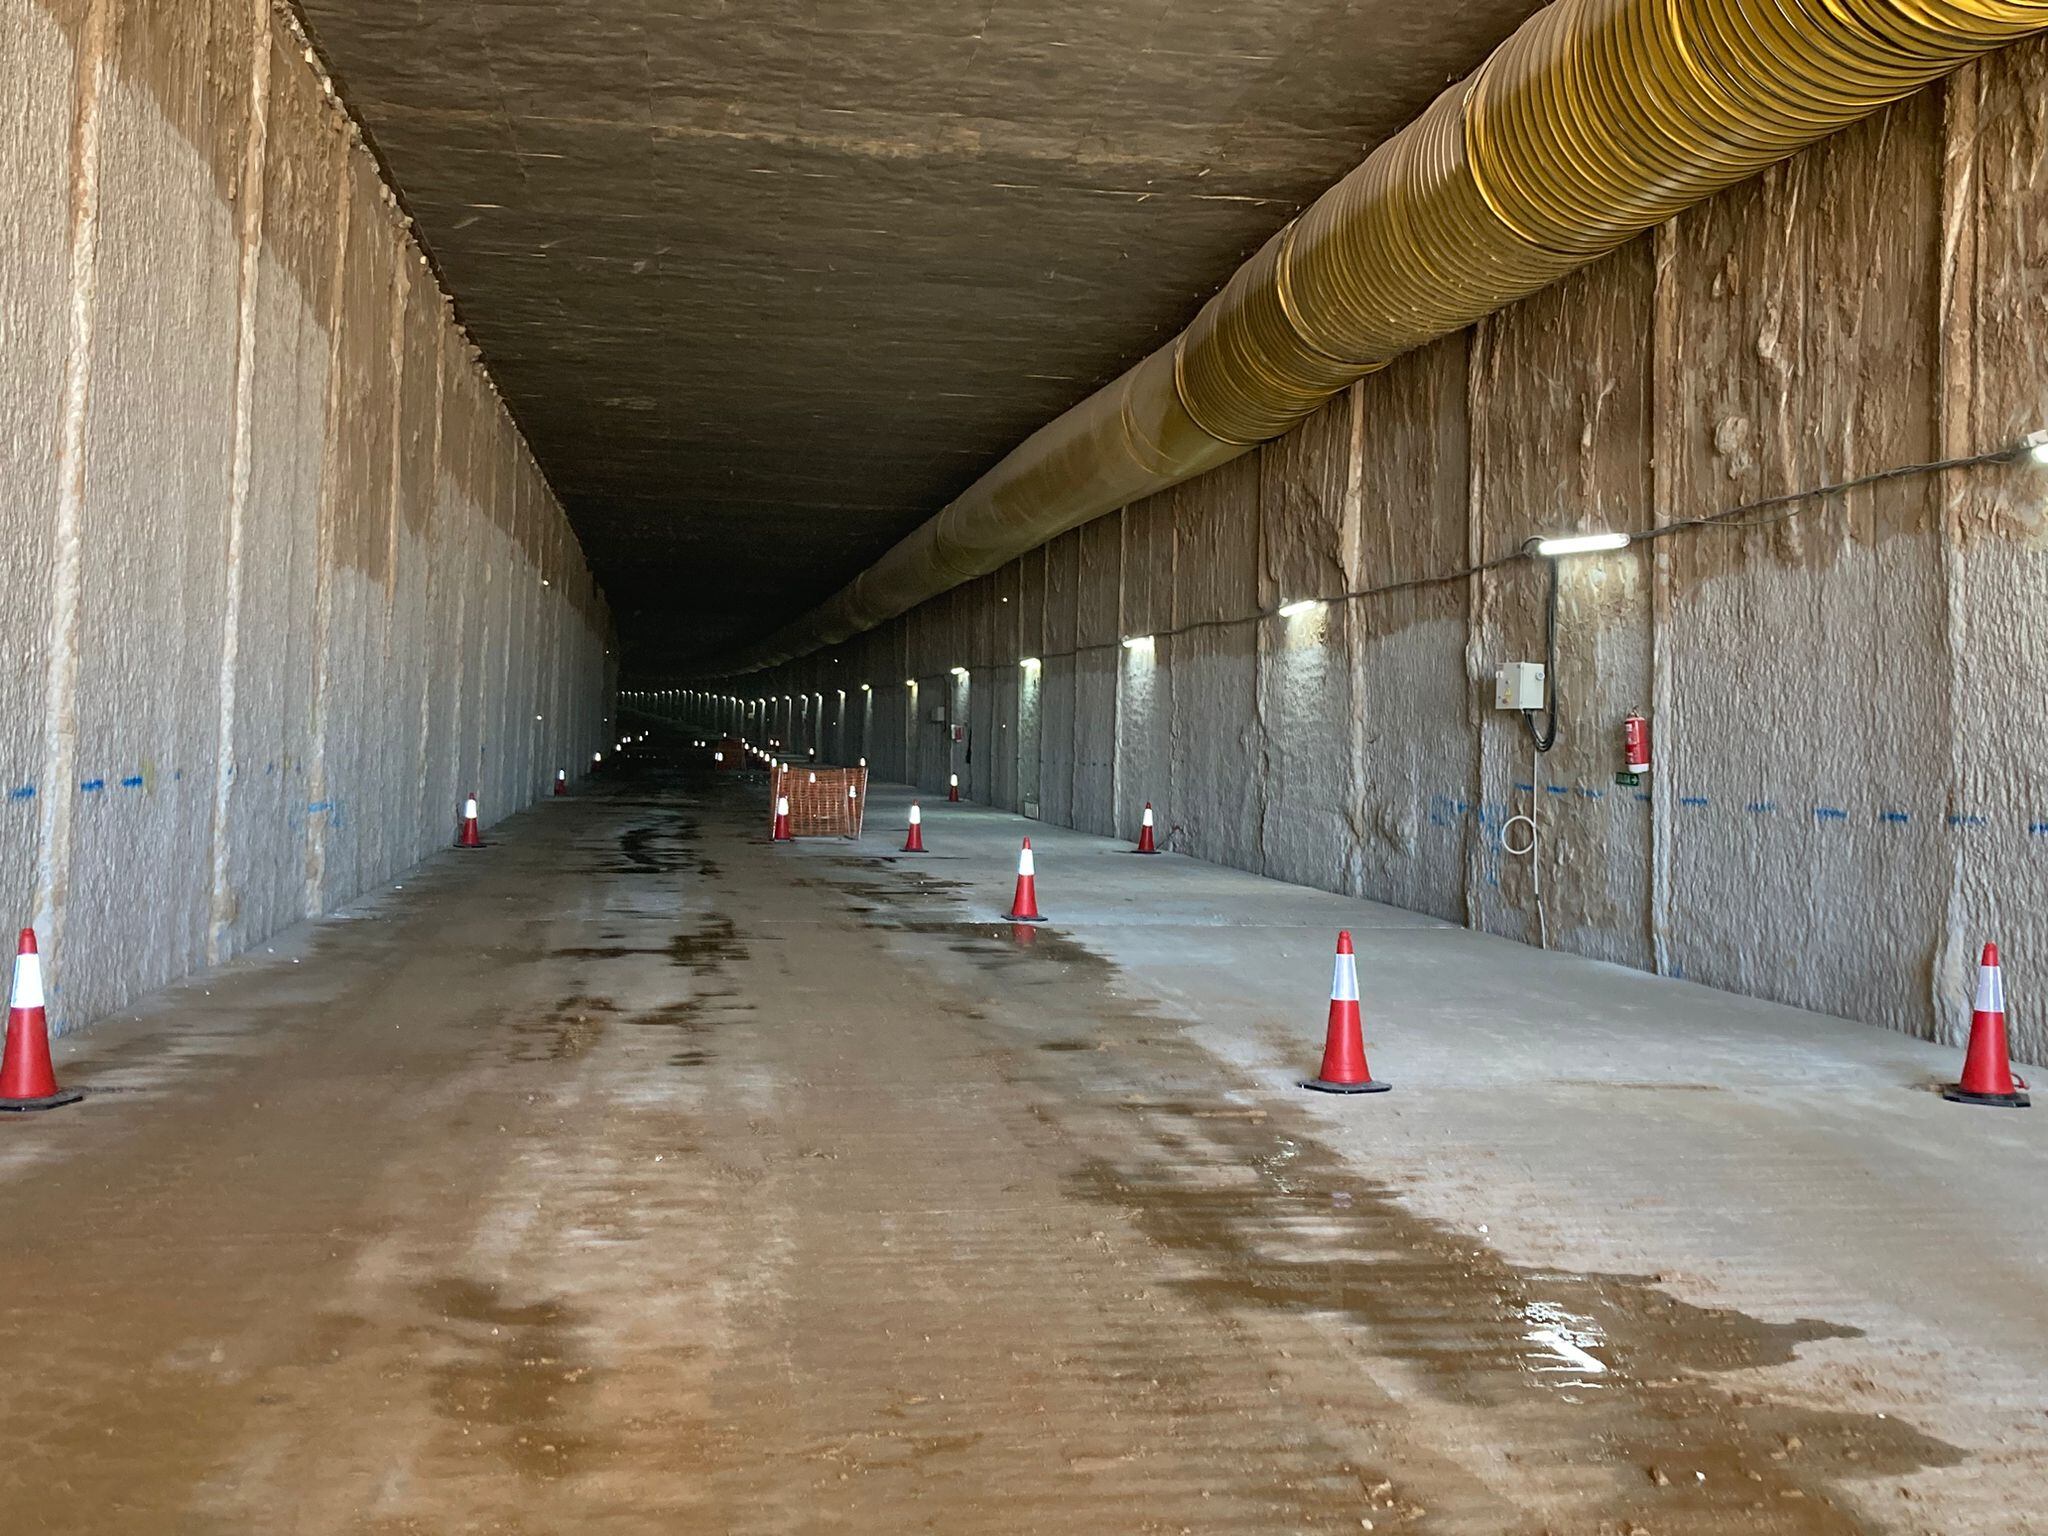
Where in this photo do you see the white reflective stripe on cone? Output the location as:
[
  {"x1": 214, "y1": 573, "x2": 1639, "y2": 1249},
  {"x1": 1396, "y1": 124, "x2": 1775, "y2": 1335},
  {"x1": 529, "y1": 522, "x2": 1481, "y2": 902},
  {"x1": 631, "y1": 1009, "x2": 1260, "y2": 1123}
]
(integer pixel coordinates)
[
  {"x1": 463, "y1": 799, "x2": 478, "y2": 820},
  {"x1": 776, "y1": 797, "x2": 789, "y2": 815},
  {"x1": 1142, "y1": 806, "x2": 1154, "y2": 827},
  {"x1": 848, "y1": 786, "x2": 857, "y2": 798},
  {"x1": 1976, "y1": 963, "x2": 2005, "y2": 1014},
  {"x1": 950, "y1": 774, "x2": 958, "y2": 787},
  {"x1": 10, "y1": 952, "x2": 43, "y2": 1010},
  {"x1": 908, "y1": 805, "x2": 922, "y2": 825},
  {"x1": 1019, "y1": 846, "x2": 1035, "y2": 876},
  {"x1": 1330, "y1": 951, "x2": 1359, "y2": 1003}
]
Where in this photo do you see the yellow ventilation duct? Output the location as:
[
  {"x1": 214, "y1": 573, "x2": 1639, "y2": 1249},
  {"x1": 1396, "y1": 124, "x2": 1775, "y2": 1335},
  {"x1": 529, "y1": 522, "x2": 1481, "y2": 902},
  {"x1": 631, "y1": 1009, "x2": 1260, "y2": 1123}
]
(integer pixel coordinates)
[{"x1": 715, "y1": 0, "x2": 2048, "y2": 673}]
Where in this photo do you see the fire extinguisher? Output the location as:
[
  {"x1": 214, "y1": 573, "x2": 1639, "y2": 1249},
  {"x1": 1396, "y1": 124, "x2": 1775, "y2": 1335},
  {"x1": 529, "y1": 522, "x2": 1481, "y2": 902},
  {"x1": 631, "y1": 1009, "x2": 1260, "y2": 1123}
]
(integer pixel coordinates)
[{"x1": 1623, "y1": 711, "x2": 1651, "y2": 775}]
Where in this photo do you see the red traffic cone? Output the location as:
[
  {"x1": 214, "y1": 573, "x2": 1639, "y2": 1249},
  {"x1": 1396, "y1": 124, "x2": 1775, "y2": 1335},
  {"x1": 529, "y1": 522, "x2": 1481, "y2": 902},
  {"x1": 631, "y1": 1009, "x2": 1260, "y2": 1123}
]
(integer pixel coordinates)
[
  {"x1": 1, "y1": 930, "x2": 82, "y2": 1111},
  {"x1": 1133, "y1": 802, "x2": 1159, "y2": 854},
  {"x1": 1944, "y1": 943, "x2": 2030, "y2": 1108},
  {"x1": 948, "y1": 773, "x2": 961, "y2": 803},
  {"x1": 902, "y1": 802, "x2": 926, "y2": 853},
  {"x1": 456, "y1": 793, "x2": 484, "y2": 849},
  {"x1": 772, "y1": 794, "x2": 793, "y2": 842},
  {"x1": 554, "y1": 768, "x2": 568, "y2": 796},
  {"x1": 1303, "y1": 932, "x2": 1389, "y2": 1094},
  {"x1": 1005, "y1": 838, "x2": 1046, "y2": 922}
]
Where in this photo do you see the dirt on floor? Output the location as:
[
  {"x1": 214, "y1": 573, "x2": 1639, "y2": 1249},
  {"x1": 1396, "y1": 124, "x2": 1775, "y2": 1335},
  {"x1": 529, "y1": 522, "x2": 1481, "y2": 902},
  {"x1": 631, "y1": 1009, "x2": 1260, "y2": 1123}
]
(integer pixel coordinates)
[{"x1": 0, "y1": 770, "x2": 1984, "y2": 1534}]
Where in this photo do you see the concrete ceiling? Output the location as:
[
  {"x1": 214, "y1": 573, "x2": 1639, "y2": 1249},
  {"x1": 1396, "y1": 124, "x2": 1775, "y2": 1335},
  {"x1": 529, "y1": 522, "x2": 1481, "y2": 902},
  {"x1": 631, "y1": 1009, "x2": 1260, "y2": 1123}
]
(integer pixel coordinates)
[{"x1": 296, "y1": 0, "x2": 1545, "y2": 671}]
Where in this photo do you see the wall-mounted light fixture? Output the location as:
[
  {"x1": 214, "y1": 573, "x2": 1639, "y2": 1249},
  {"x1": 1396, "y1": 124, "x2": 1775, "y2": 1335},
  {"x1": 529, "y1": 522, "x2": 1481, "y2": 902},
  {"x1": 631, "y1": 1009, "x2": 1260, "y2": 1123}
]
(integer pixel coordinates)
[
  {"x1": 1277, "y1": 599, "x2": 1321, "y2": 618},
  {"x1": 1019, "y1": 656, "x2": 1041, "y2": 670},
  {"x1": 2026, "y1": 428, "x2": 2048, "y2": 465},
  {"x1": 949, "y1": 666, "x2": 969, "y2": 677},
  {"x1": 904, "y1": 678, "x2": 916, "y2": 687},
  {"x1": 860, "y1": 683, "x2": 872, "y2": 692},
  {"x1": 1532, "y1": 531, "x2": 1630, "y2": 557},
  {"x1": 1122, "y1": 635, "x2": 1154, "y2": 651}
]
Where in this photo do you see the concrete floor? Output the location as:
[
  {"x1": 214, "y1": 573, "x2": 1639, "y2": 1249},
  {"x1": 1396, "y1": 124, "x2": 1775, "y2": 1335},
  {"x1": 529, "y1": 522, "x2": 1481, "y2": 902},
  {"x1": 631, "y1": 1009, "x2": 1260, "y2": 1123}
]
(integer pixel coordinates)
[{"x1": 3, "y1": 765, "x2": 2044, "y2": 1535}]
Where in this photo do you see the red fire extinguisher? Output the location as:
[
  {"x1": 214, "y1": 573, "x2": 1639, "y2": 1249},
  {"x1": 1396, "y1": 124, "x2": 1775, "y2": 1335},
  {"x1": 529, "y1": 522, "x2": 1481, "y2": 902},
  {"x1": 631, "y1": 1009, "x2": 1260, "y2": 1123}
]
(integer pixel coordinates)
[{"x1": 1623, "y1": 711, "x2": 1651, "y2": 775}]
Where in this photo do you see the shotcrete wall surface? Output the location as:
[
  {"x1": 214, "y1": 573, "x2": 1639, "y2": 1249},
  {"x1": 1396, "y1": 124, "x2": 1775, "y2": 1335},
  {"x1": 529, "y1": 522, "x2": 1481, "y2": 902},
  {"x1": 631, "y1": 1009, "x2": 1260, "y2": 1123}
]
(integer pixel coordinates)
[
  {"x1": 2, "y1": 0, "x2": 612, "y2": 1033},
  {"x1": 688, "y1": 43, "x2": 2048, "y2": 1061}
]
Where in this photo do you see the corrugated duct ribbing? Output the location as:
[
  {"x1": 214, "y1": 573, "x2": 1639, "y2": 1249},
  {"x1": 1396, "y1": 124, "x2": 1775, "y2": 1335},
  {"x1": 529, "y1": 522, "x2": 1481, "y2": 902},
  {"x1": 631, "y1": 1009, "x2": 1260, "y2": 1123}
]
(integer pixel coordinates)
[{"x1": 714, "y1": 0, "x2": 2047, "y2": 673}]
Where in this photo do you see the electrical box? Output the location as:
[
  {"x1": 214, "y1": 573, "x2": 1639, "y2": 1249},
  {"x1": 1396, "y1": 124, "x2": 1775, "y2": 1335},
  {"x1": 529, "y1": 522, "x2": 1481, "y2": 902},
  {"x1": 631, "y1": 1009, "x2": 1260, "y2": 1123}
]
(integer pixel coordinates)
[
  {"x1": 1494, "y1": 661, "x2": 1547, "y2": 711},
  {"x1": 927, "y1": 705, "x2": 949, "y2": 724}
]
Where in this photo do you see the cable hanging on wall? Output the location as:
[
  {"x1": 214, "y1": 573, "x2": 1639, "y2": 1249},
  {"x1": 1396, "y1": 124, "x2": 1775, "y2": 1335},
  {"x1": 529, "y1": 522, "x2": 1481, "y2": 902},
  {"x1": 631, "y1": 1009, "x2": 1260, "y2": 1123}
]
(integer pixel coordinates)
[{"x1": 819, "y1": 429, "x2": 2046, "y2": 681}]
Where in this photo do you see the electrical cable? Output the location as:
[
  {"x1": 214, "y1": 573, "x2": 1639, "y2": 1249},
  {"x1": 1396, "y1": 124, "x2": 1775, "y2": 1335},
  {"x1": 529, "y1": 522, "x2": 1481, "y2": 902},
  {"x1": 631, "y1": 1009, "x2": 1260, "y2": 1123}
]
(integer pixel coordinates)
[
  {"x1": 970, "y1": 433, "x2": 2038, "y2": 670},
  {"x1": 1520, "y1": 553, "x2": 1561, "y2": 754}
]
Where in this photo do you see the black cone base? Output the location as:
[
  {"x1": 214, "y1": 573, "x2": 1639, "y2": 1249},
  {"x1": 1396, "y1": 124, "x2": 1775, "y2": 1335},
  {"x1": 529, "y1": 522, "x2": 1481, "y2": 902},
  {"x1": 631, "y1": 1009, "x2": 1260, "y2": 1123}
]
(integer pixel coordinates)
[
  {"x1": 1302, "y1": 1077, "x2": 1391, "y2": 1095},
  {"x1": 0, "y1": 1087, "x2": 86, "y2": 1112},
  {"x1": 1942, "y1": 1084, "x2": 2030, "y2": 1108}
]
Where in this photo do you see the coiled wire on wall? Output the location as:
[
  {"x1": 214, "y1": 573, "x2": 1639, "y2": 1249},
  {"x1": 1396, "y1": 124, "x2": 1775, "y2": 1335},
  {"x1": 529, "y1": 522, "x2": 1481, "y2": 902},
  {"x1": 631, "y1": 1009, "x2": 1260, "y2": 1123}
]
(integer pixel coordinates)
[
  {"x1": 1499, "y1": 554, "x2": 1561, "y2": 948},
  {"x1": 720, "y1": 0, "x2": 2048, "y2": 674}
]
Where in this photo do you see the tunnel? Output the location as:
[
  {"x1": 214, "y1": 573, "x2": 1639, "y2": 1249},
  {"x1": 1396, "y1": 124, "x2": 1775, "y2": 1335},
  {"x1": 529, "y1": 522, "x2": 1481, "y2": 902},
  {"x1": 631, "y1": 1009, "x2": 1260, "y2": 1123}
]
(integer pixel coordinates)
[{"x1": 4, "y1": 0, "x2": 2048, "y2": 1528}]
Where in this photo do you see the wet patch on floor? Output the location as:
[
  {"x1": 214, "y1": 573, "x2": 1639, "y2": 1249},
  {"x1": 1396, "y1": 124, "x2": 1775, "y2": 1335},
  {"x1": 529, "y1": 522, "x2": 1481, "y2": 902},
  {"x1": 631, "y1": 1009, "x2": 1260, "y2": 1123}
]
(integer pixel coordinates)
[
  {"x1": 506, "y1": 994, "x2": 617, "y2": 1063},
  {"x1": 577, "y1": 810, "x2": 724, "y2": 879},
  {"x1": 837, "y1": 873, "x2": 1966, "y2": 1534},
  {"x1": 549, "y1": 914, "x2": 750, "y2": 974},
  {"x1": 419, "y1": 1276, "x2": 605, "y2": 1482}
]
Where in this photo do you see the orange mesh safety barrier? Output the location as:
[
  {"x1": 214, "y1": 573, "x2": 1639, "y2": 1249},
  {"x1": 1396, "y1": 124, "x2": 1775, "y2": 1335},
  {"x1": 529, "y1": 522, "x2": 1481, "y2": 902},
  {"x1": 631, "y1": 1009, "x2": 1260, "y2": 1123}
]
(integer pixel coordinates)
[{"x1": 770, "y1": 764, "x2": 868, "y2": 839}]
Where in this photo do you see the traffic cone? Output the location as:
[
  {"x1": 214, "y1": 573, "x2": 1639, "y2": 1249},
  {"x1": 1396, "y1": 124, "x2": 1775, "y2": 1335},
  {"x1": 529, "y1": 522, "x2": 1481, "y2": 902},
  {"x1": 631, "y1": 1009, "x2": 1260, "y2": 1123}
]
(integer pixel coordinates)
[
  {"x1": 903, "y1": 802, "x2": 926, "y2": 853},
  {"x1": 554, "y1": 768, "x2": 567, "y2": 796},
  {"x1": 1944, "y1": 942, "x2": 2030, "y2": 1108},
  {"x1": 772, "y1": 795, "x2": 793, "y2": 842},
  {"x1": 1133, "y1": 803, "x2": 1159, "y2": 854},
  {"x1": 948, "y1": 773, "x2": 961, "y2": 803},
  {"x1": 1303, "y1": 932, "x2": 1389, "y2": 1094},
  {"x1": 1005, "y1": 838, "x2": 1046, "y2": 922},
  {"x1": 456, "y1": 793, "x2": 484, "y2": 849},
  {"x1": 0, "y1": 930, "x2": 82, "y2": 1112}
]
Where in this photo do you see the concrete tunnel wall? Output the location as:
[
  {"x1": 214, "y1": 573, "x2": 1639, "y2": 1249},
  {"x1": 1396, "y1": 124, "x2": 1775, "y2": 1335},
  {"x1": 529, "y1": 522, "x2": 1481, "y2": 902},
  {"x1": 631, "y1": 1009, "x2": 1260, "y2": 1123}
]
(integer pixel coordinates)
[
  {"x1": 3, "y1": 0, "x2": 614, "y2": 1033},
  {"x1": 677, "y1": 41, "x2": 2048, "y2": 1063}
]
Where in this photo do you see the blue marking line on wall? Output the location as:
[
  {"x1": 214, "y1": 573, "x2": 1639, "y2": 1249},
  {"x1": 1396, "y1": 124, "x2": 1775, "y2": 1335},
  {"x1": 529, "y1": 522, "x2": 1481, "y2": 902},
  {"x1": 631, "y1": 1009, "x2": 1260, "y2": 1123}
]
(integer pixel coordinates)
[
  {"x1": 1634, "y1": 792, "x2": 1653, "y2": 803},
  {"x1": 79, "y1": 779, "x2": 104, "y2": 793},
  {"x1": 307, "y1": 800, "x2": 332, "y2": 815},
  {"x1": 2029, "y1": 822, "x2": 2048, "y2": 836},
  {"x1": 1513, "y1": 782, "x2": 1534, "y2": 794},
  {"x1": 1576, "y1": 786, "x2": 1603, "y2": 800},
  {"x1": 1746, "y1": 801, "x2": 1776, "y2": 815},
  {"x1": 1814, "y1": 806, "x2": 1848, "y2": 822},
  {"x1": 1880, "y1": 810, "x2": 1911, "y2": 824},
  {"x1": 120, "y1": 775, "x2": 143, "y2": 789},
  {"x1": 1546, "y1": 784, "x2": 1570, "y2": 797},
  {"x1": 8, "y1": 785, "x2": 34, "y2": 802},
  {"x1": 1947, "y1": 813, "x2": 1985, "y2": 829},
  {"x1": 1680, "y1": 795, "x2": 1709, "y2": 808}
]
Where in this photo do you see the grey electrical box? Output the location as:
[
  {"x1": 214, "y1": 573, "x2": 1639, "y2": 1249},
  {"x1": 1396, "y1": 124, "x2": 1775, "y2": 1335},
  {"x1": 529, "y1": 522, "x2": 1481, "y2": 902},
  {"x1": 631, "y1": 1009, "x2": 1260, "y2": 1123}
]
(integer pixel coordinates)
[
  {"x1": 1494, "y1": 662, "x2": 1546, "y2": 711},
  {"x1": 928, "y1": 705, "x2": 949, "y2": 724}
]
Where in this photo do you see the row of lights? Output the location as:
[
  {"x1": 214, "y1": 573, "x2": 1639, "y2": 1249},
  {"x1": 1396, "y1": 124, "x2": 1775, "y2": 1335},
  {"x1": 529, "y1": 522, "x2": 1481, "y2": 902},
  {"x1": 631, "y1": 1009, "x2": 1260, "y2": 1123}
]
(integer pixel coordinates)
[
  {"x1": 633, "y1": 532, "x2": 1659, "y2": 702},
  {"x1": 644, "y1": 441, "x2": 2048, "y2": 705}
]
